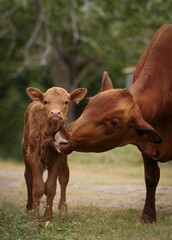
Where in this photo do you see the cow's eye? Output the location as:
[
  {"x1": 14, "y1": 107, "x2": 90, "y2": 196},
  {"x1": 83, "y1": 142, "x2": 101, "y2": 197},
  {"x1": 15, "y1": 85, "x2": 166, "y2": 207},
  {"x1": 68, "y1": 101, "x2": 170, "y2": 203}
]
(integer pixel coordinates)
[
  {"x1": 111, "y1": 119, "x2": 120, "y2": 127},
  {"x1": 43, "y1": 100, "x2": 48, "y2": 105},
  {"x1": 65, "y1": 101, "x2": 69, "y2": 105}
]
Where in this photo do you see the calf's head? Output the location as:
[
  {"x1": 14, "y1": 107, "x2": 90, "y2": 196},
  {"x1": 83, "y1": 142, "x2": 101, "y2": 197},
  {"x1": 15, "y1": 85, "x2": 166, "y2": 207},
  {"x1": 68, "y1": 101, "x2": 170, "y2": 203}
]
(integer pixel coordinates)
[
  {"x1": 27, "y1": 86, "x2": 87, "y2": 134},
  {"x1": 55, "y1": 72, "x2": 163, "y2": 155}
]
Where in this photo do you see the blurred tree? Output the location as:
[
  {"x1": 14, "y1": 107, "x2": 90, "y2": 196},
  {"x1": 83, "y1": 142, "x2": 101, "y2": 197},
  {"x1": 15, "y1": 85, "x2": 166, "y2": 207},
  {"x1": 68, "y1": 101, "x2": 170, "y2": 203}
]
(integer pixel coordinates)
[{"x1": 0, "y1": 0, "x2": 172, "y2": 159}]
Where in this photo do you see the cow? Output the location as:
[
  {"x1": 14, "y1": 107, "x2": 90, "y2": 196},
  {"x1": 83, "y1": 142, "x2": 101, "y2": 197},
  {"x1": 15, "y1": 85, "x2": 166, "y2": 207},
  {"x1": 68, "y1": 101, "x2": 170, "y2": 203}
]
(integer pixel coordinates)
[
  {"x1": 22, "y1": 86, "x2": 87, "y2": 222},
  {"x1": 54, "y1": 24, "x2": 172, "y2": 223}
]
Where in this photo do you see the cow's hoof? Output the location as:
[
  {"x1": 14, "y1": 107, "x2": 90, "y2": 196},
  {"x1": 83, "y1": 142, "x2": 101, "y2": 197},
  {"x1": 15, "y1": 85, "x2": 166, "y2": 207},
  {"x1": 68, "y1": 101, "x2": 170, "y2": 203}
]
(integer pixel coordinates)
[{"x1": 141, "y1": 213, "x2": 156, "y2": 224}]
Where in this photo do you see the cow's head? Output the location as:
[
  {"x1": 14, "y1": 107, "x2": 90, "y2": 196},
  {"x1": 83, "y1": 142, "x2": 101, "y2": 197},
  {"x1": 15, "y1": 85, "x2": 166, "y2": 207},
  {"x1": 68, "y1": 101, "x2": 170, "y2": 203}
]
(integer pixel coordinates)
[
  {"x1": 55, "y1": 72, "x2": 163, "y2": 156},
  {"x1": 26, "y1": 86, "x2": 87, "y2": 133}
]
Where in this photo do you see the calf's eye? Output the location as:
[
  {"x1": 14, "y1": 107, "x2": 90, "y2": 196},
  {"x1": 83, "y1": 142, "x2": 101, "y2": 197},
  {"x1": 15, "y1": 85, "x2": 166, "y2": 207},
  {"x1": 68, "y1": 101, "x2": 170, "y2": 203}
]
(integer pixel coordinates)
[
  {"x1": 111, "y1": 119, "x2": 120, "y2": 127},
  {"x1": 65, "y1": 101, "x2": 69, "y2": 105}
]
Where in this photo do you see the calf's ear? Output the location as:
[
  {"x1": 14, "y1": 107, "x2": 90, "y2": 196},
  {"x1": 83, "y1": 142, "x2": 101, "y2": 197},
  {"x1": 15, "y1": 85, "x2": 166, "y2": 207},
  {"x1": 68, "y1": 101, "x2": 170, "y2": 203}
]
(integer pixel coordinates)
[
  {"x1": 102, "y1": 71, "x2": 113, "y2": 91},
  {"x1": 26, "y1": 87, "x2": 44, "y2": 102},
  {"x1": 70, "y1": 88, "x2": 87, "y2": 103},
  {"x1": 135, "y1": 117, "x2": 163, "y2": 144}
]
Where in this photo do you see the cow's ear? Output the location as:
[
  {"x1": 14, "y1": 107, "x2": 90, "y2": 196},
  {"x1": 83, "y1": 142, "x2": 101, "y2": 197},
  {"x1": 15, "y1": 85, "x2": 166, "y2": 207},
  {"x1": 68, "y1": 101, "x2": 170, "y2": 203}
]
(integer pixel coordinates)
[
  {"x1": 102, "y1": 71, "x2": 113, "y2": 91},
  {"x1": 70, "y1": 88, "x2": 87, "y2": 103},
  {"x1": 26, "y1": 87, "x2": 44, "y2": 102},
  {"x1": 135, "y1": 117, "x2": 163, "y2": 144}
]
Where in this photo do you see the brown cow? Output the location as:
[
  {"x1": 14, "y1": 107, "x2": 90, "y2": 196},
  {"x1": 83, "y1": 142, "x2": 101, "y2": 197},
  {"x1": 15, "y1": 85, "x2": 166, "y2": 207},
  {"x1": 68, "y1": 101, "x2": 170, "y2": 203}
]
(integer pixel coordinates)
[
  {"x1": 22, "y1": 86, "x2": 87, "y2": 222},
  {"x1": 55, "y1": 24, "x2": 172, "y2": 223}
]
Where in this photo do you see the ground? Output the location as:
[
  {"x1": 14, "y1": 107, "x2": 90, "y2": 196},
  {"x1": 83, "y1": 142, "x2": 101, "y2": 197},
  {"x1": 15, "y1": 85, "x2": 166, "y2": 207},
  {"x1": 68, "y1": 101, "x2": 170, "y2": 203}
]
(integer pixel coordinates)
[
  {"x1": 0, "y1": 149, "x2": 171, "y2": 240},
  {"x1": 0, "y1": 157, "x2": 171, "y2": 214}
]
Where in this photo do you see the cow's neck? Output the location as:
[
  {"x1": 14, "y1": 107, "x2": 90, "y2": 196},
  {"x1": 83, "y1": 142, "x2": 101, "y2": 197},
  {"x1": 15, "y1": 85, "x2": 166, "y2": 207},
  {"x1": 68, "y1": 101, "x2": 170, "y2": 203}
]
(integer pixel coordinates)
[
  {"x1": 129, "y1": 34, "x2": 172, "y2": 122},
  {"x1": 129, "y1": 74, "x2": 168, "y2": 122}
]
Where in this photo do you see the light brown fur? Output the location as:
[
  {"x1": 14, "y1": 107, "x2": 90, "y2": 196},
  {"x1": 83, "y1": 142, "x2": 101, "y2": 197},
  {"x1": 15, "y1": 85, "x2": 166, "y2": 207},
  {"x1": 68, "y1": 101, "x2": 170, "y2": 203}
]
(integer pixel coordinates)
[{"x1": 22, "y1": 86, "x2": 87, "y2": 221}]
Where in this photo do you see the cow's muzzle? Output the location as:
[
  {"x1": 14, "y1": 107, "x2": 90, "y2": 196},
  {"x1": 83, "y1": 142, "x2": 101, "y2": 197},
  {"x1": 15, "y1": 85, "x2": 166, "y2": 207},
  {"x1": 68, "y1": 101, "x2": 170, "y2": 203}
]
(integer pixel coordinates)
[{"x1": 54, "y1": 131, "x2": 73, "y2": 154}]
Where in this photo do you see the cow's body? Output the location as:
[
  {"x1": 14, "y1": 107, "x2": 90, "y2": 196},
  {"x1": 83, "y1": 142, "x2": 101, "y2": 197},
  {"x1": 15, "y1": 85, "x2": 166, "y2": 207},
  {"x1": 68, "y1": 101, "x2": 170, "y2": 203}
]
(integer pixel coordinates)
[
  {"x1": 130, "y1": 24, "x2": 172, "y2": 163},
  {"x1": 22, "y1": 86, "x2": 87, "y2": 221},
  {"x1": 55, "y1": 24, "x2": 172, "y2": 223}
]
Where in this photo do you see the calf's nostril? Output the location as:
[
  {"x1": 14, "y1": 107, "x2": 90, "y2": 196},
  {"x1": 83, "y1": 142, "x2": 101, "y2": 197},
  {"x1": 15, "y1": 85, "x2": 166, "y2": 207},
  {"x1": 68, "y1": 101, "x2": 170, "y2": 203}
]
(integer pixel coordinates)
[{"x1": 51, "y1": 110, "x2": 61, "y2": 116}]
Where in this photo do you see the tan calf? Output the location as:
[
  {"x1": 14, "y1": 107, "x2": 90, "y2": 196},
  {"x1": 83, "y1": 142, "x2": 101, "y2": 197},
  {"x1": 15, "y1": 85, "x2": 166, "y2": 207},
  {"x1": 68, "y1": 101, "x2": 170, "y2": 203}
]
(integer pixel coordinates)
[{"x1": 22, "y1": 86, "x2": 87, "y2": 221}]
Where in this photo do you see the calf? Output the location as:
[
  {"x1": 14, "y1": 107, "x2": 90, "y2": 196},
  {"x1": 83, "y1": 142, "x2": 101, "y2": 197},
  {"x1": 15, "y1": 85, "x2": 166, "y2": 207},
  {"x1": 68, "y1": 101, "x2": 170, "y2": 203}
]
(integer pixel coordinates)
[
  {"x1": 55, "y1": 24, "x2": 172, "y2": 223},
  {"x1": 22, "y1": 86, "x2": 87, "y2": 221}
]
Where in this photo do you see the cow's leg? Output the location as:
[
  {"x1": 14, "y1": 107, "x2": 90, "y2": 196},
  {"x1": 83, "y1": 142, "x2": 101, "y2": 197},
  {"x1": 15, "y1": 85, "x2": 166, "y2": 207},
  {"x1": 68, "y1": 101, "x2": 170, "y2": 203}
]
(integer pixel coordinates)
[
  {"x1": 30, "y1": 162, "x2": 45, "y2": 220},
  {"x1": 141, "y1": 155, "x2": 160, "y2": 223},
  {"x1": 44, "y1": 162, "x2": 59, "y2": 222},
  {"x1": 58, "y1": 156, "x2": 69, "y2": 212},
  {"x1": 24, "y1": 160, "x2": 33, "y2": 210}
]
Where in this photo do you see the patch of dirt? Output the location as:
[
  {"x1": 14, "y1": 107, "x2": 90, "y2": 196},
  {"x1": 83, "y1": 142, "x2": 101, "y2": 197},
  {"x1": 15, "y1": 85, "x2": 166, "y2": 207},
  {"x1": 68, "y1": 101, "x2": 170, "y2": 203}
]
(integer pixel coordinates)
[
  {"x1": 94, "y1": 184, "x2": 172, "y2": 195},
  {"x1": 0, "y1": 161, "x2": 171, "y2": 213},
  {"x1": 0, "y1": 162, "x2": 25, "y2": 205}
]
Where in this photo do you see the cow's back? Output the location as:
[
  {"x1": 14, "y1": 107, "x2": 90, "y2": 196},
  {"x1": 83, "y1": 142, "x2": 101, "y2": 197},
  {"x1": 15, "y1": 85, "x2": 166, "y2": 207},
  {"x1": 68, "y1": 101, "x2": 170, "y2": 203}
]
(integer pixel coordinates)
[
  {"x1": 130, "y1": 24, "x2": 172, "y2": 162},
  {"x1": 131, "y1": 24, "x2": 172, "y2": 118},
  {"x1": 133, "y1": 24, "x2": 172, "y2": 84}
]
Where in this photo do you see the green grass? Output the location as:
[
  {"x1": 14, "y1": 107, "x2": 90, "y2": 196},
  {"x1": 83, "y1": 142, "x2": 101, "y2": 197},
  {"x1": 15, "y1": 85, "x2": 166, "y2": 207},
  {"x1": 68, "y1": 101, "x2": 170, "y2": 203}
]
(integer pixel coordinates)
[
  {"x1": 0, "y1": 202, "x2": 171, "y2": 240},
  {"x1": 0, "y1": 145, "x2": 171, "y2": 240},
  {"x1": 69, "y1": 145, "x2": 142, "y2": 165}
]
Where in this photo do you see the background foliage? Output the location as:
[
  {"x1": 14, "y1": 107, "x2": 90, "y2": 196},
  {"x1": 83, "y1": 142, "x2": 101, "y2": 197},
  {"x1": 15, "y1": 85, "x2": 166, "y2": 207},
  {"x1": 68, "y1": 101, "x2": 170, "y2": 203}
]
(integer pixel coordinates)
[{"x1": 0, "y1": 0, "x2": 172, "y2": 159}]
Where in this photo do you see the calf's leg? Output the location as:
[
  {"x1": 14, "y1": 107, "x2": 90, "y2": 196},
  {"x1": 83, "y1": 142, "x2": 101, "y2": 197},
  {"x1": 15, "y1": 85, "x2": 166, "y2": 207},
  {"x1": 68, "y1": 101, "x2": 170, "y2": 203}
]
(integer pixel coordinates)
[
  {"x1": 141, "y1": 155, "x2": 160, "y2": 223},
  {"x1": 30, "y1": 162, "x2": 45, "y2": 220},
  {"x1": 58, "y1": 156, "x2": 69, "y2": 212},
  {"x1": 23, "y1": 146, "x2": 33, "y2": 211},
  {"x1": 44, "y1": 154, "x2": 69, "y2": 221},
  {"x1": 24, "y1": 160, "x2": 33, "y2": 210},
  {"x1": 44, "y1": 162, "x2": 59, "y2": 222}
]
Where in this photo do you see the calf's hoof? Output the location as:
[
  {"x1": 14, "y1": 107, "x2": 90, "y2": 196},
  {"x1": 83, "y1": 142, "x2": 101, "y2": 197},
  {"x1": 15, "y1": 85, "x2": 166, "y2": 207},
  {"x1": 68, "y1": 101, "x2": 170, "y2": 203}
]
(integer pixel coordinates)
[{"x1": 58, "y1": 203, "x2": 68, "y2": 217}]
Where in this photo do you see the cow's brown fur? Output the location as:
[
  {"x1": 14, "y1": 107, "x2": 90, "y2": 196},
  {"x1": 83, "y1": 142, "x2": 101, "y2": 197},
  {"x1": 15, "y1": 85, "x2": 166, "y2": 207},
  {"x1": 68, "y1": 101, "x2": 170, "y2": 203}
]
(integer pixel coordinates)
[
  {"x1": 22, "y1": 86, "x2": 87, "y2": 221},
  {"x1": 55, "y1": 24, "x2": 172, "y2": 223}
]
